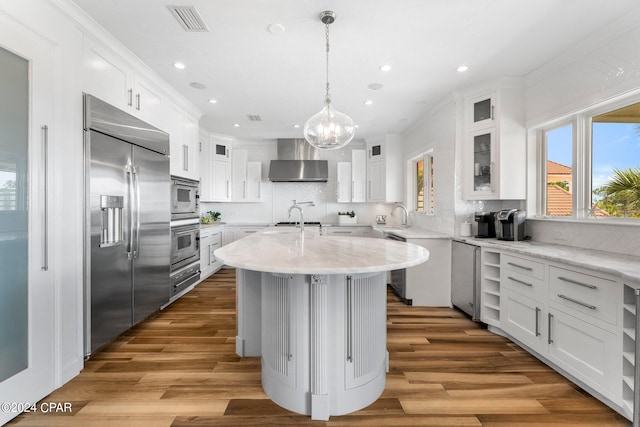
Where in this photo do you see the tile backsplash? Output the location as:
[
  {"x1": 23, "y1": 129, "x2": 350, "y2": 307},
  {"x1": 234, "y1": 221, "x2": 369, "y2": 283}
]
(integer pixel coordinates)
[{"x1": 526, "y1": 218, "x2": 640, "y2": 257}]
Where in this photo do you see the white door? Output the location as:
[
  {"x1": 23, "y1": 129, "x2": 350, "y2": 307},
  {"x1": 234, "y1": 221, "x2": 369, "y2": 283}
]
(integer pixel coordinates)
[{"x1": 0, "y1": 21, "x2": 55, "y2": 425}]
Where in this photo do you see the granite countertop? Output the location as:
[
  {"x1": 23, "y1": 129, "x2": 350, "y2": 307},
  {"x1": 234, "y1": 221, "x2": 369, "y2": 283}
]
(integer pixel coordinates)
[
  {"x1": 214, "y1": 227, "x2": 429, "y2": 275},
  {"x1": 456, "y1": 237, "x2": 640, "y2": 285}
]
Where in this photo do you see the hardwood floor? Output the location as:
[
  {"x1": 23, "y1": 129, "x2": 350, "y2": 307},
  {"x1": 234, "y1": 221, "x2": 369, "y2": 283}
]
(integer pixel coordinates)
[{"x1": 8, "y1": 268, "x2": 630, "y2": 426}]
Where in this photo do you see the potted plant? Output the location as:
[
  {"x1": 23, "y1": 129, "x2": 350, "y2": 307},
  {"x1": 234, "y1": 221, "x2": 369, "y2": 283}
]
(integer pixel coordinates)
[
  {"x1": 338, "y1": 210, "x2": 357, "y2": 225},
  {"x1": 209, "y1": 211, "x2": 222, "y2": 222}
]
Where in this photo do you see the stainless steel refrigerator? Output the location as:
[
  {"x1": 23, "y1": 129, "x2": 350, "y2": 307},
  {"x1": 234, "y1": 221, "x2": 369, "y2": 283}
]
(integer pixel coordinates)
[{"x1": 84, "y1": 94, "x2": 171, "y2": 356}]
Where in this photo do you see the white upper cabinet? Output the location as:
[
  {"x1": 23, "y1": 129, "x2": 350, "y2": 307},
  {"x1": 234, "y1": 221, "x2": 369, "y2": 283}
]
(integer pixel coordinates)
[
  {"x1": 83, "y1": 38, "x2": 167, "y2": 130},
  {"x1": 200, "y1": 135, "x2": 233, "y2": 202},
  {"x1": 365, "y1": 135, "x2": 402, "y2": 203},
  {"x1": 336, "y1": 162, "x2": 352, "y2": 203},
  {"x1": 336, "y1": 149, "x2": 366, "y2": 203},
  {"x1": 231, "y1": 149, "x2": 262, "y2": 202},
  {"x1": 461, "y1": 79, "x2": 526, "y2": 200},
  {"x1": 167, "y1": 103, "x2": 199, "y2": 181}
]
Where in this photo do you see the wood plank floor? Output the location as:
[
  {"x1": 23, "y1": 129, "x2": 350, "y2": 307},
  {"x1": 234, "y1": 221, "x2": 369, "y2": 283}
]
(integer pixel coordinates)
[{"x1": 8, "y1": 268, "x2": 630, "y2": 426}]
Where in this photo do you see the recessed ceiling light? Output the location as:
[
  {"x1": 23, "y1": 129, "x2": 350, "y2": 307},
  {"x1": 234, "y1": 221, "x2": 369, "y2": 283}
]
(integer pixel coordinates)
[
  {"x1": 190, "y1": 82, "x2": 207, "y2": 89},
  {"x1": 233, "y1": 123, "x2": 240, "y2": 127},
  {"x1": 293, "y1": 124, "x2": 300, "y2": 128},
  {"x1": 368, "y1": 82, "x2": 383, "y2": 91},
  {"x1": 268, "y1": 23, "x2": 285, "y2": 35},
  {"x1": 173, "y1": 62, "x2": 186, "y2": 69},
  {"x1": 364, "y1": 100, "x2": 373, "y2": 106},
  {"x1": 354, "y1": 125, "x2": 360, "y2": 128},
  {"x1": 456, "y1": 65, "x2": 469, "y2": 73},
  {"x1": 208, "y1": 99, "x2": 218, "y2": 104},
  {"x1": 379, "y1": 64, "x2": 391, "y2": 72}
]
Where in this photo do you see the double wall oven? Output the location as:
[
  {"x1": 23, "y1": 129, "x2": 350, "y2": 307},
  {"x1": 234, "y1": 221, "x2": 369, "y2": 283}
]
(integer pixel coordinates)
[{"x1": 170, "y1": 176, "x2": 200, "y2": 298}]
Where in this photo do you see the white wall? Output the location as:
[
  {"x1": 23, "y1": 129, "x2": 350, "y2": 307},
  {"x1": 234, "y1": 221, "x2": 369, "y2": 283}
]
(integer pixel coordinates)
[
  {"x1": 522, "y1": 8, "x2": 640, "y2": 256},
  {"x1": 200, "y1": 138, "x2": 397, "y2": 225}
]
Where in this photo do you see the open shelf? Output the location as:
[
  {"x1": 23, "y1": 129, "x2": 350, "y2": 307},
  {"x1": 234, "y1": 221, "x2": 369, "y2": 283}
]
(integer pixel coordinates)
[
  {"x1": 480, "y1": 249, "x2": 501, "y2": 327},
  {"x1": 622, "y1": 285, "x2": 637, "y2": 420}
]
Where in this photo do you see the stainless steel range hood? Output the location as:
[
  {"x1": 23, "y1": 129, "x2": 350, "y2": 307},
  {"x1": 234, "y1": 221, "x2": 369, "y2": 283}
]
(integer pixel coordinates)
[{"x1": 268, "y1": 139, "x2": 328, "y2": 182}]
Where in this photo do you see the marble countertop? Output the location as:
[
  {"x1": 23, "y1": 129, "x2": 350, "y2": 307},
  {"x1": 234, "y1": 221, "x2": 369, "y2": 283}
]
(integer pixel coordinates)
[
  {"x1": 373, "y1": 226, "x2": 451, "y2": 240},
  {"x1": 214, "y1": 227, "x2": 429, "y2": 275},
  {"x1": 456, "y1": 237, "x2": 640, "y2": 285}
]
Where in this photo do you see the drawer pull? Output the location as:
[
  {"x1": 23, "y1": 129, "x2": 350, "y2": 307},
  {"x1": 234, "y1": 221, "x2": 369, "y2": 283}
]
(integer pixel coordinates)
[
  {"x1": 507, "y1": 262, "x2": 533, "y2": 271},
  {"x1": 548, "y1": 313, "x2": 554, "y2": 344},
  {"x1": 557, "y1": 294, "x2": 596, "y2": 310},
  {"x1": 508, "y1": 276, "x2": 533, "y2": 287},
  {"x1": 557, "y1": 276, "x2": 597, "y2": 290}
]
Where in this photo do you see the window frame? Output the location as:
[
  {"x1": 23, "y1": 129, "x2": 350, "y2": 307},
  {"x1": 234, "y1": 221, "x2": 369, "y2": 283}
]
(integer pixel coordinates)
[
  {"x1": 533, "y1": 94, "x2": 640, "y2": 223},
  {"x1": 410, "y1": 150, "x2": 435, "y2": 216}
]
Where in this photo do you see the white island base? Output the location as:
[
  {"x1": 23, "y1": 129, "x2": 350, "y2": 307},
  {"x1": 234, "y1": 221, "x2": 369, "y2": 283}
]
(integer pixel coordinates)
[{"x1": 236, "y1": 269, "x2": 388, "y2": 421}]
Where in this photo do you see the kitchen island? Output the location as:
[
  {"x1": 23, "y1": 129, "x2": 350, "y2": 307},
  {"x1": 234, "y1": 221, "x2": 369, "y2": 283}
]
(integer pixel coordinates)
[{"x1": 214, "y1": 228, "x2": 429, "y2": 420}]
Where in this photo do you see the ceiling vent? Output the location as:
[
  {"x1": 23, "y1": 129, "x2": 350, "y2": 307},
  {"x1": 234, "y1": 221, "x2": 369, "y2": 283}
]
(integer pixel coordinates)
[
  {"x1": 246, "y1": 115, "x2": 262, "y2": 122},
  {"x1": 167, "y1": 6, "x2": 209, "y2": 32}
]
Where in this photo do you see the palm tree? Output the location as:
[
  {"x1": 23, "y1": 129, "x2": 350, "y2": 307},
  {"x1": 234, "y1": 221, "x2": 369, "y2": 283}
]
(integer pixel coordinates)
[{"x1": 596, "y1": 167, "x2": 640, "y2": 214}]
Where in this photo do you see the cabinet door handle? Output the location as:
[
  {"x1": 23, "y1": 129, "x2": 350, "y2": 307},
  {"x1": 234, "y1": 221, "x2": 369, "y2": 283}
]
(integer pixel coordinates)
[
  {"x1": 346, "y1": 275, "x2": 353, "y2": 363},
  {"x1": 41, "y1": 125, "x2": 49, "y2": 271},
  {"x1": 535, "y1": 307, "x2": 540, "y2": 337},
  {"x1": 508, "y1": 276, "x2": 533, "y2": 287},
  {"x1": 135, "y1": 93, "x2": 141, "y2": 111},
  {"x1": 491, "y1": 104, "x2": 495, "y2": 120},
  {"x1": 287, "y1": 278, "x2": 292, "y2": 361},
  {"x1": 558, "y1": 276, "x2": 597, "y2": 290},
  {"x1": 548, "y1": 313, "x2": 554, "y2": 344},
  {"x1": 557, "y1": 294, "x2": 596, "y2": 310},
  {"x1": 490, "y1": 161, "x2": 495, "y2": 193},
  {"x1": 127, "y1": 88, "x2": 133, "y2": 106},
  {"x1": 182, "y1": 144, "x2": 188, "y2": 171},
  {"x1": 507, "y1": 261, "x2": 533, "y2": 271}
]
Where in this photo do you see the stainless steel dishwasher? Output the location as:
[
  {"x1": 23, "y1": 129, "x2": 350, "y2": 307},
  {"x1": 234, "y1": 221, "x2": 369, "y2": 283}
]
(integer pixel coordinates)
[
  {"x1": 451, "y1": 240, "x2": 481, "y2": 321},
  {"x1": 385, "y1": 233, "x2": 411, "y2": 305}
]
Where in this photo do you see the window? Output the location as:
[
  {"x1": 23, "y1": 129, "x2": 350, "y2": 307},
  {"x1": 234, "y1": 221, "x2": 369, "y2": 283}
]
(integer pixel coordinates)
[
  {"x1": 414, "y1": 153, "x2": 434, "y2": 215},
  {"x1": 544, "y1": 124, "x2": 573, "y2": 216},
  {"x1": 592, "y1": 104, "x2": 640, "y2": 218},
  {"x1": 536, "y1": 99, "x2": 640, "y2": 220}
]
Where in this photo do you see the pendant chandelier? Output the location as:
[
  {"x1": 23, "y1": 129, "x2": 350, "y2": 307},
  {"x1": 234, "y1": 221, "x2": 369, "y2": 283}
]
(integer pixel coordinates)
[{"x1": 303, "y1": 11, "x2": 355, "y2": 150}]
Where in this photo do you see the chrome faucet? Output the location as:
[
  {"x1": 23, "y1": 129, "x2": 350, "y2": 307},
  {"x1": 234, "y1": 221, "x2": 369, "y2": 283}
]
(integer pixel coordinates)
[
  {"x1": 391, "y1": 203, "x2": 409, "y2": 227},
  {"x1": 288, "y1": 200, "x2": 315, "y2": 233}
]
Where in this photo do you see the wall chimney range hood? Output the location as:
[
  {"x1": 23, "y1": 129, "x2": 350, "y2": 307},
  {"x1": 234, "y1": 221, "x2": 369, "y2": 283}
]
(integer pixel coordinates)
[{"x1": 268, "y1": 139, "x2": 328, "y2": 182}]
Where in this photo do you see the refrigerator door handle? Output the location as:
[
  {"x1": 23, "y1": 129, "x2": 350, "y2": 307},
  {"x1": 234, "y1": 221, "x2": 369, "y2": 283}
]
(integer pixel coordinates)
[
  {"x1": 133, "y1": 165, "x2": 141, "y2": 259},
  {"x1": 125, "y1": 165, "x2": 135, "y2": 260}
]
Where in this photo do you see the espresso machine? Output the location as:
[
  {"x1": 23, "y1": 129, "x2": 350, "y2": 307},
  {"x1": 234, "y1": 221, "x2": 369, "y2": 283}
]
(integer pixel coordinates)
[
  {"x1": 495, "y1": 209, "x2": 526, "y2": 241},
  {"x1": 474, "y1": 211, "x2": 497, "y2": 238}
]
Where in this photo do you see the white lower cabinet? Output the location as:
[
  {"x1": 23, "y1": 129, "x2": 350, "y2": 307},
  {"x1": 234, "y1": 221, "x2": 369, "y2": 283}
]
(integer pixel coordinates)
[
  {"x1": 223, "y1": 225, "x2": 266, "y2": 246},
  {"x1": 501, "y1": 288, "x2": 546, "y2": 354},
  {"x1": 200, "y1": 226, "x2": 223, "y2": 280},
  {"x1": 257, "y1": 272, "x2": 387, "y2": 419},
  {"x1": 497, "y1": 252, "x2": 624, "y2": 415},
  {"x1": 547, "y1": 305, "x2": 618, "y2": 396}
]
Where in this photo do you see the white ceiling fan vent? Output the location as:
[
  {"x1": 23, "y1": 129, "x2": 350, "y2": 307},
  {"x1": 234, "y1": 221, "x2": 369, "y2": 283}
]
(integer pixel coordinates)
[
  {"x1": 167, "y1": 6, "x2": 209, "y2": 32},
  {"x1": 246, "y1": 115, "x2": 262, "y2": 122}
]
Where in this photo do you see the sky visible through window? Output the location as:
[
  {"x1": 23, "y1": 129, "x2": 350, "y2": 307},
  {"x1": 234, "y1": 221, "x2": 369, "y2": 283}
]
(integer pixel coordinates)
[{"x1": 547, "y1": 123, "x2": 640, "y2": 189}]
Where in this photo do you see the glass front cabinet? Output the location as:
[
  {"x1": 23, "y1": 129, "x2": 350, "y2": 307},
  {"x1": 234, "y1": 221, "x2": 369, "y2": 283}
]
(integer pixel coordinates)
[{"x1": 462, "y1": 81, "x2": 526, "y2": 200}]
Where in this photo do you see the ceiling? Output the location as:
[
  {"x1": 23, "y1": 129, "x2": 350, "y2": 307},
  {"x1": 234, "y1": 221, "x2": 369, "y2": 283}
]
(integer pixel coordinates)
[{"x1": 71, "y1": 0, "x2": 639, "y2": 141}]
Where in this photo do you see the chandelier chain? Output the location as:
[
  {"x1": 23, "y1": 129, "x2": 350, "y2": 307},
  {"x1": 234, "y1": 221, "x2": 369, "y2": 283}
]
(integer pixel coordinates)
[{"x1": 325, "y1": 22, "x2": 331, "y2": 104}]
